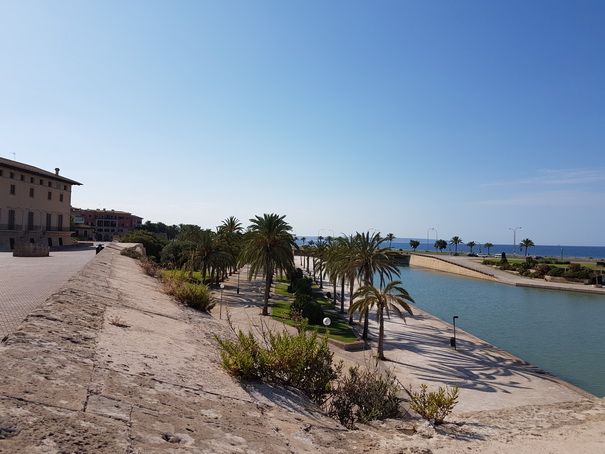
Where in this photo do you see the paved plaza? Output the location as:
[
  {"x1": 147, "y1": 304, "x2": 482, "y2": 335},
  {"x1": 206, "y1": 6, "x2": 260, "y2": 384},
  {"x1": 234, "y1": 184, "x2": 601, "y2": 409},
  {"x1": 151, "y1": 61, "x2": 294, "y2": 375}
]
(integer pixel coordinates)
[{"x1": 0, "y1": 246, "x2": 97, "y2": 339}]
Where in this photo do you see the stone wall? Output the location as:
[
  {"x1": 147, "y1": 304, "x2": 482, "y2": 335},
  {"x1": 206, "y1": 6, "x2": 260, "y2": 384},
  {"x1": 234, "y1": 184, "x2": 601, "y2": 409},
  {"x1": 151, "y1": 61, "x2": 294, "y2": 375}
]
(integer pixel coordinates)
[{"x1": 408, "y1": 254, "x2": 496, "y2": 281}]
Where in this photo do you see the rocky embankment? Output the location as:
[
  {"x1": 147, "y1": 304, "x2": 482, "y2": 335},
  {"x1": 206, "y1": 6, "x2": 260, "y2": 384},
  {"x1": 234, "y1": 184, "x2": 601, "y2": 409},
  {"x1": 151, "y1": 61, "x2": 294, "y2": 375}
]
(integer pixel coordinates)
[{"x1": 1, "y1": 243, "x2": 604, "y2": 453}]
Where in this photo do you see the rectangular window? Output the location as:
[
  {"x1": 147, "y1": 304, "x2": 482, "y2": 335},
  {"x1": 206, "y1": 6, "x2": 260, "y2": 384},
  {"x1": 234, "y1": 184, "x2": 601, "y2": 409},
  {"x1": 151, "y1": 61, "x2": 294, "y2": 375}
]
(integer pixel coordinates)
[
  {"x1": 0, "y1": 170, "x2": 3, "y2": 176},
  {"x1": 27, "y1": 212, "x2": 34, "y2": 230},
  {"x1": 10, "y1": 184, "x2": 15, "y2": 195},
  {"x1": 9, "y1": 238, "x2": 15, "y2": 250},
  {"x1": 48, "y1": 181, "x2": 52, "y2": 187},
  {"x1": 29, "y1": 188, "x2": 34, "y2": 198},
  {"x1": 59, "y1": 193, "x2": 64, "y2": 202},
  {"x1": 8, "y1": 210, "x2": 15, "y2": 230},
  {"x1": 48, "y1": 238, "x2": 53, "y2": 247},
  {"x1": 10, "y1": 172, "x2": 14, "y2": 178},
  {"x1": 58, "y1": 214, "x2": 63, "y2": 231},
  {"x1": 20, "y1": 174, "x2": 24, "y2": 181},
  {"x1": 39, "y1": 179, "x2": 43, "y2": 185},
  {"x1": 48, "y1": 191, "x2": 52, "y2": 200},
  {"x1": 63, "y1": 185, "x2": 67, "y2": 190},
  {"x1": 46, "y1": 213, "x2": 52, "y2": 231},
  {"x1": 30, "y1": 177, "x2": 34, "y2": 183}
]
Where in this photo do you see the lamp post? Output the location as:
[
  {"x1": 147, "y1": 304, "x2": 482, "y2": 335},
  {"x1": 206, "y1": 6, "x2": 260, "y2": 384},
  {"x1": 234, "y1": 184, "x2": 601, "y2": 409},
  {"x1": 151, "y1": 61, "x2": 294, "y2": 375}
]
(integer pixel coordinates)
[
  {"x1": 509, "y1": 227, "x2": 521, "y2": 255},
  {"x1": 434, "y1": 228, "x2": 438, "y2": 252},
  {"x1": 236, "y1": 270, "x2": 240, "y2": 294},
  {"x1": 451, "y1": 316, "x2": 459, "y2": 350},
  {"x1": 219, "y1": 284, "x2": 225, "y2": 319},
  {"x1": 427, "y1": 227, "x2": 435, "y2": 252}
]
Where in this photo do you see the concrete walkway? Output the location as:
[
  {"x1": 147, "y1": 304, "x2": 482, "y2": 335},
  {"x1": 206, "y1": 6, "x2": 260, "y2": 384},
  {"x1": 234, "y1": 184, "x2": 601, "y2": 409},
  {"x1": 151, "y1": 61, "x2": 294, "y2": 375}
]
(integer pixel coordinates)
[{"x1": 0, "y1": 246, "x2": 97, "y2": 339}]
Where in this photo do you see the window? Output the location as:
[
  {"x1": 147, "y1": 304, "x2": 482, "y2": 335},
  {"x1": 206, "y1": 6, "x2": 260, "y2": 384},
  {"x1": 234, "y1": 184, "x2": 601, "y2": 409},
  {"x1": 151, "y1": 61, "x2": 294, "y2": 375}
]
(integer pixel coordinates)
[
  {"x1": 8, "y1": 210, "x2": 15, "y2": 230},
  {"x1": 48, "y1": 191, "x2": 52, "y2": 200},
  {"x1": 10, "y1": 184, "x2": 15, "y2": 195},
  {"x1": 10, "y1": 172, "x2": 14, "y2": 178},
  {"x1": 9, "y1": 238, "x2": 15, "y2": 250},
  {"x1": 27, "y1": 212, "x2": 34, "y2": 230},
  {"x1": 48, "y1": 181, "x2": 52, "y2": 187},
  {"x1": 30, "y1": 177, "x2": 34, "y2": 183},
  {"x1": 20, "y1": 174, "x2": 24, "y2": 181},
  {"x1": 46, "y1": 213, "x2": 52, "y2": 231},
  {"x1": 0, "y1": 170, "x2": 3, "y2": 176},
  {"x1": 58, "y1": 214, "x2": 63, "y2": 231},
  {"x1": 40, "y1": 179, "x2": 43, "y2": 185},
  {"x1": 29, "y1": 188, "x2": 34, "y2": 198},
  {"x1": 63, "y1": 185, "x2": 67, "y2": 190},
  {"x1": 59, "y1": 193, "x2": 64, "y2": 202},
  {"x1": 48, "y1": 238, "x2": 53, "y2": 247}
]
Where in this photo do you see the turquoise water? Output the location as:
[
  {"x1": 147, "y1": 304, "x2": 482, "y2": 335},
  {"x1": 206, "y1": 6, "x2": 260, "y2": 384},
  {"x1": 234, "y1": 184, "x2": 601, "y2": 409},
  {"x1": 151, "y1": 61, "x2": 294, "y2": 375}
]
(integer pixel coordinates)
[{"x1": 394, "y1": 266, "x2": 605, "y2": 397}]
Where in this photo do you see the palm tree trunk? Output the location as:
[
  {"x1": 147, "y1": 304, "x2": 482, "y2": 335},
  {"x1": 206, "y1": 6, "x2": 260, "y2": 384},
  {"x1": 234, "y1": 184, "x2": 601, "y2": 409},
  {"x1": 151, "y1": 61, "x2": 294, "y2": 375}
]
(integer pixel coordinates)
[
  {"x1": 262, "y1": 271, "x2": 272, "y2": 316},
  {"x1": 348, "y1": 277, "x2": 355, "y2": 324},
  {"x1": 377, "y1": 304, "x2": 386, "y2": 360},
  {"x1": 362, "y1": 311, "x2": 369, "y2": 340},
  {"x1": 340, "y1": 277, "x2": 345, "y2": 313}
]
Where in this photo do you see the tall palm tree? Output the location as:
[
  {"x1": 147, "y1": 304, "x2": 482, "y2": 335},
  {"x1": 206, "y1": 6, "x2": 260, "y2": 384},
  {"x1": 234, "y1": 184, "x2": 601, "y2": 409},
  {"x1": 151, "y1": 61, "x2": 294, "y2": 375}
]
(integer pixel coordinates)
[
  {"x1": 484, "y1": 242, "x2": 494, "y2": 255},
  {"x1": 467, "y1": 241, "x2": 476, "y2": 254},
  {"x1": 520, "y1": 238, "x2": 535, "y2": 256},
  {"x1": 239, "y1": 214, "x2": 296, "y2": 316},
  {"x1": 385, "y1": 233, "x2": 395, "y2": 248},
  {"x1": 351, "y1": 231, "x2": 400, "y2": 339},
  {"x1": 350, "y1": 281, "x2": 414, "y2": 360},
  {"x1": 450, "y1": 236, "x2": 464, "y2": 254}
]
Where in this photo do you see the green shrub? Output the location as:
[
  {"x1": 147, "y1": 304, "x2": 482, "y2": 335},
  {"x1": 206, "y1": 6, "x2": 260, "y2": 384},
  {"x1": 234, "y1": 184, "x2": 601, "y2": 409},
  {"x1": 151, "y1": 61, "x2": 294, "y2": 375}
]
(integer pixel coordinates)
[
  {"x1": 563, "y1": 264, "x2": 592, "y2": 280},
  {"x1": 163, "y1": 273, "x2": 215, "y2": 311},
  {"x1": 326, "y1": 365, "x2": 402, "y2": 429},
  {"x1": 120, "y1": 230, "x2": 167, "y2": 261},
  {"x1": 290, "y1": 294, "x2": 324, "y2": 325},
  {"x1": 215, "y1": 325, "x2": 337, "y2": 405},
  {"x1": 547, "y1": 267, "x2": 564, "y2": 277},
  {"x1": 216, "y1": 330, "x2": 265, "y2": 381},
  {"x1": 409, "y1": 383, "x2": 460, "y2": 425}
]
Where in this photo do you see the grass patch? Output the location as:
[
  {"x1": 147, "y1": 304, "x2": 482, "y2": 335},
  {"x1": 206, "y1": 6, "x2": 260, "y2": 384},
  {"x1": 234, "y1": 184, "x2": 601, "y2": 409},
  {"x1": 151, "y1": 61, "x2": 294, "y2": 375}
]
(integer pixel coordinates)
[{"x1": 273, "y1": 285, "x2": 358, "y2": 343}]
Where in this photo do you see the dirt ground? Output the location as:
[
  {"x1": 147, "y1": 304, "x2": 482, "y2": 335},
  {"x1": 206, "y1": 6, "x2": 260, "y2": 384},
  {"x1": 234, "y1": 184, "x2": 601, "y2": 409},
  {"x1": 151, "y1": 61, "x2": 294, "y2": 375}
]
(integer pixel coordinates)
[{"x1": 0, "y1": 243, "x2": 604, "y2": 453}]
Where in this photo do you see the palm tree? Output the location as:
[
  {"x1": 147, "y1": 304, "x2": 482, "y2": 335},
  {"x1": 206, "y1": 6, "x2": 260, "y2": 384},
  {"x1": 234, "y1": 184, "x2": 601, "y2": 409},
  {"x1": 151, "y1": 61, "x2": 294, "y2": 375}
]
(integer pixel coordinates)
[
  {"x1": 239, "y1": 213, "x2": 296, "y2": 316},
  {"x1": 350, "y1": 280, "x2": 414, "y2": 360},
  {"x1": 351, "y1": 231, "x2": 400, "y2": 339},
  {"x1": 385, "y1": 233, "x2": 395, "y2": 248},
  {"x1": 520, "y1": 238, "x2": 535, "y2": 256},
  {"x1": 484, "y1": 242, "x2": 494, "y2": 255},
  {"x1": 325, "y1": 235, "x2": 357, "y2": 314},
  {"x1": 450, "y1": 236, "x2": 464, "y2": 254},
  {"x1": 467, "y1": 241, "x2": 476, "y2": 254}
]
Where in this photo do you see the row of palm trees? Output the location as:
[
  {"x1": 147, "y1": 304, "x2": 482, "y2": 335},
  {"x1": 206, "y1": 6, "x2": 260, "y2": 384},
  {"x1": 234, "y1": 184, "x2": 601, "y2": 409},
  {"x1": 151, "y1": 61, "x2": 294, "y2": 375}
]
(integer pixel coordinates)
[{"x1": 159, "y1": 214, "x2": 414, "y2": 360}]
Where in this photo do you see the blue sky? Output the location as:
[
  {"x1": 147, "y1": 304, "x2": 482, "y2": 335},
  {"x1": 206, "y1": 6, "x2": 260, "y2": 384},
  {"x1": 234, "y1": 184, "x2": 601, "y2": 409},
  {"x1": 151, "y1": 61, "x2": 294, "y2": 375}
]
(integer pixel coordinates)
[{"x1": 1, "y1": 1, "x2": 603, "y2": 245}]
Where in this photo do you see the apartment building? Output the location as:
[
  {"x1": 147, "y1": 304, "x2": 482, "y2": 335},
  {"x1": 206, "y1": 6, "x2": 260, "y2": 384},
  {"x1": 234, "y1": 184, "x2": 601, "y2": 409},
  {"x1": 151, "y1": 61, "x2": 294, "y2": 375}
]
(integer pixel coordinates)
[
  {"x1": 0, "y1": 157, "x2": 82, "y2": 251},
  {"x1": 71, "y1": 208, "x2": 143, "y2": 241}
]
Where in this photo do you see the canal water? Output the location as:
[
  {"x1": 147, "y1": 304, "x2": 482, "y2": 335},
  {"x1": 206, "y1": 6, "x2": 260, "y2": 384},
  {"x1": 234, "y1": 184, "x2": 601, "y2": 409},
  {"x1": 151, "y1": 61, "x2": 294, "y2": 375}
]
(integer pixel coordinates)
[{"x1": 394, "y1": 266, "x2": 605, "y2": 398}]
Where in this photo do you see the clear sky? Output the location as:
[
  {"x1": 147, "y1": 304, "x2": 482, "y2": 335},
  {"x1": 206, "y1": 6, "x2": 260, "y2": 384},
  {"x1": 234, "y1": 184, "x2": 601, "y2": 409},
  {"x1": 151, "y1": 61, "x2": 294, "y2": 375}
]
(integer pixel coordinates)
[{"x1": 1, "y1": 1, "x2": 603, "y2": 246}]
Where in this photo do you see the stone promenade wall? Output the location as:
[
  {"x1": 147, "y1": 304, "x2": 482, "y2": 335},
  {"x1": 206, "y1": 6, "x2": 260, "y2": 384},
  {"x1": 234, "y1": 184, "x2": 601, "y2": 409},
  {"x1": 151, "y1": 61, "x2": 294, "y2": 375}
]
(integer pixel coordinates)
[{"x1": 408, "y1": 254, "x2": 496, "y2": 281}]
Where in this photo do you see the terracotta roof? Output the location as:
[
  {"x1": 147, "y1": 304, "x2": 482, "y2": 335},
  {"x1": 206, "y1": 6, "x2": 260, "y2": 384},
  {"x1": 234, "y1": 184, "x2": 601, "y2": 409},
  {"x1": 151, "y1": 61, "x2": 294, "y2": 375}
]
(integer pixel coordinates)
[{"x1": 0, "y1": 157, "x2": 82, "y2": 185}]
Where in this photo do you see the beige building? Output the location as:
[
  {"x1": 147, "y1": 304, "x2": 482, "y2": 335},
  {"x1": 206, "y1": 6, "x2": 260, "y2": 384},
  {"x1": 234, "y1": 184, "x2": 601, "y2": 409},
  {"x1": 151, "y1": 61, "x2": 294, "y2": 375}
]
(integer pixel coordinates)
[
  {"x1": 71, "y1": 208, "x2": 143, "y2": 241},
  {"x1": 0, "y1": 157, "x2": 82, "y2": 252}
]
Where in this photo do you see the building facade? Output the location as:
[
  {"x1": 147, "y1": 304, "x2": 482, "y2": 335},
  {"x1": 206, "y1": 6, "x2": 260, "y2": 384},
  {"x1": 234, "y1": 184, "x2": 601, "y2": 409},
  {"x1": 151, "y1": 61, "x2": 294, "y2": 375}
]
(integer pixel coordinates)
[
  {"x1": 70, "y1": 208, "x2": 143, "y2": 241},
  {"x1": 0, "y1": 157, "x2": 82, "y2": 252}
]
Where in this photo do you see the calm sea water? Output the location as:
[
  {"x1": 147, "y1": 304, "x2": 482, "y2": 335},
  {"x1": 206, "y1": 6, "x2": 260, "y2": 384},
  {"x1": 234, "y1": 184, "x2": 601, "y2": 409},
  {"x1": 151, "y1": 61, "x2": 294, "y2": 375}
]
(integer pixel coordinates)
[{"x1": 391, "y1": 266, "x2": 605, "y2": 397}]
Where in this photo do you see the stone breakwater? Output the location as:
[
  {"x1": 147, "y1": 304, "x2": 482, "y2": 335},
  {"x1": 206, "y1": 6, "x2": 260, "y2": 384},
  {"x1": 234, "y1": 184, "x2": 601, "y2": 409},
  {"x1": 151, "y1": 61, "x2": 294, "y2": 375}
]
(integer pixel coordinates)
[{"x1": 1, "y1": 243, "x2": 604, "y2": 453}]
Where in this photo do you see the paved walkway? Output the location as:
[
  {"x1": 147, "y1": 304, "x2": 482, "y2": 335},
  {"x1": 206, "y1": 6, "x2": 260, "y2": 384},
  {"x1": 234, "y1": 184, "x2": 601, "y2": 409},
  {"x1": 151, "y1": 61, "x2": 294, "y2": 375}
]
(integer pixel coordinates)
[
  {"x1": 0, "y1": 246, "x2": 97, "y2": 339},
  {"x1": 216, "y1": 261, "x2": 593, "y2": 415}
]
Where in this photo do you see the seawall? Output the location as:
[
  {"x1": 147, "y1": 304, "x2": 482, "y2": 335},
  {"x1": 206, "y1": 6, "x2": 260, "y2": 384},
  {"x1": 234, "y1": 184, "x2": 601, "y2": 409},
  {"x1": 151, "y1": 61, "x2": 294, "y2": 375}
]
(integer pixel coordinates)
[{"x1": 407, "y1": 253, "x2": 497, "y2": 281}]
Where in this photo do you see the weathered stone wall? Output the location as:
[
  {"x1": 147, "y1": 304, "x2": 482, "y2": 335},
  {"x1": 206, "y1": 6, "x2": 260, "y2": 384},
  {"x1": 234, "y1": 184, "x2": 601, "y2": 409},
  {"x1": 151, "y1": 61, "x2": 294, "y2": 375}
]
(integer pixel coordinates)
[{"x1": 408, "y1": 254, "x2": 496, "y2": 281}]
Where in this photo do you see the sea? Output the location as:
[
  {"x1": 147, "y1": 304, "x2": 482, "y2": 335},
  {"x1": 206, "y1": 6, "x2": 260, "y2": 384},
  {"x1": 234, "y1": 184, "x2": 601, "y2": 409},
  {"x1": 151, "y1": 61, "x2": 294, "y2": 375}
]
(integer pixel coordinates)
[{"x1": 301, "y1": 237, "x2": 605, "y2": 260}]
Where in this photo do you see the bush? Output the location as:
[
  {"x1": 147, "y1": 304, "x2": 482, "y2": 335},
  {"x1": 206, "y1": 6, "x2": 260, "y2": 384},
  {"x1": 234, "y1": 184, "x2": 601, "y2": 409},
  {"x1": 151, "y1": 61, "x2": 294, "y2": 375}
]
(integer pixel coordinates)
[
  {"x1": 408, "y1": 383, "x2": 460, "y2": 425},
  {"x1": 216, "y1": 325, "x2": 337, "y2": 405},
  {"x1": 120, "y1": 230, "x2": 167, "y2": 261},
  {"x1": 140, "y1": 257, "x2": 160, "y2": 277},
  {"x1": 120, "y1": 246, "x2": 143, "y2": 260},
  {"x1": 290, "y1": 294, "x2": 324, "y2": 325},
  {"x1": 547, "y1": 267, "x2": 565, "y2": 277},
  {"x1": 163, "y1": 273, "x2": 215, "y2": 311},
  {"x1": 288, "y1": 276, "x2": 314, "y2": 296},
  {"x1": 326, "y1": 365, "x2": 402, "y2": 429}
]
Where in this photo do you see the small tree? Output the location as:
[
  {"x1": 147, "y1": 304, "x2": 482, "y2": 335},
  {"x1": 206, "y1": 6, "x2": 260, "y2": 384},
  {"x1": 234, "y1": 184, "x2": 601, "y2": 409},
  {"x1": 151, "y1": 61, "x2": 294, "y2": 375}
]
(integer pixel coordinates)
[
  {"x1": 467, "y1": 241, "x2": 476, "y2": 253},
  {"x1": 409, "y1": 239, "x2": 420, "y2": 251},
  {"x1": 434, "y1": 239, "x2": 447, "y2": 252},
  {"x1": 409, "y1": 383, "x2": 460, "y2": 425}
]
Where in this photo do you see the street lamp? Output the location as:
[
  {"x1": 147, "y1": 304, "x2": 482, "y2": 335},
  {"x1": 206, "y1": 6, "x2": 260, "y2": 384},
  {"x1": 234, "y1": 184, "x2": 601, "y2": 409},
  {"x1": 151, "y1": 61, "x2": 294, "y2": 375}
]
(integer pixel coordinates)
[
  {"x1": 450, "y1": 316, "x2": 459, "y2": 350},
  {"x1": 434, "y1": 228, "x2": 438, "y2": 252},
  {"x1": 509, "y1": 227, "x2": 522, "y2": 255},
  {"x1": 427, "y1": 227, "x2": 435, "y2": 252},
  {"x1": 219, "y1": 284, "x2": 225, "y2": 319},
  {"x1": 236, "y1": 270, "x2": 240, "y2": 294}
]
